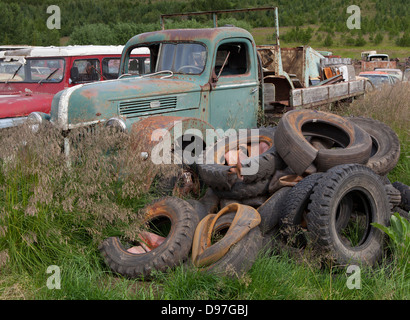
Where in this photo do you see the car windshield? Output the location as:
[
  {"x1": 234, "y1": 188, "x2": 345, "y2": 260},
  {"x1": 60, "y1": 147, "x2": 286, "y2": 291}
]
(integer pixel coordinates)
[
  {"x1": 0, "y1": 58, "x2": 64, "y2": 82},
  {"x1": 361, "y1": 75, "x2": 390, "y2": 86},
  {"x1": 156, "y1": 43, "x2": 206, "y2": 75}
]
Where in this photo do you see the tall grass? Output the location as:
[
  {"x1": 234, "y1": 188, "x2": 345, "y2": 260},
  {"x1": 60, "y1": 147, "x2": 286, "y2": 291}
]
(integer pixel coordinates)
[{"x1": 338, "y1": 82, "x2": 410, "y2": 185}]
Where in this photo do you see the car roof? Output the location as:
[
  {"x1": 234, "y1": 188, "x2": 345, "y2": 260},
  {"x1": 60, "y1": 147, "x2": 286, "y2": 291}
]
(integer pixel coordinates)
[{"x1": 0, "y1": 45, "x2": 150, "y2": 58}]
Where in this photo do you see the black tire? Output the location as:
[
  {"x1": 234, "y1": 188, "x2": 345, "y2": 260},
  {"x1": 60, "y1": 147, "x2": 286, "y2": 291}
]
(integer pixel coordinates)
[
  {"x1": 279, "y1": 173, "x2": 324, "y2": 247},
  {"x1": 211, "y1": 176, "x2": 272, "y2": 200},
  {"x1": 186, "y1": 199, "x2": 210, "y2": 222},
  {"x1": 392, "y1": 181, "x2": 410, "y2": 212},
  {"x1": 197, "y1": 127, "x2": 283, "y2": 190},
  {"x1": 306, "y1": 164, "x2": 390, "y2": 266},
  {"x1": 347, "y1": 117, "x2": 400, "y2": 175},
  {"x1": 201, "y1": 213, "x2": 263, "y2": 277},
  {"x1": 257, "y1": 187, "x2": 291, "y2": 235},
  {"x1": 274, "y1": 109, "x2": 372, "y2": 175},
  {"x1": 99, "y1": 197, "x2": 199, "y2": 279}
]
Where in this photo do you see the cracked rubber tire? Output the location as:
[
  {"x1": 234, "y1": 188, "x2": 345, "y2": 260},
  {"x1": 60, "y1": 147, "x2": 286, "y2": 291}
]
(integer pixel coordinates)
[
  {"x1": 202, "y1": 213, "x2": 263, "y2": 277},
  {"x1": 257, "y1": 186, "x2": 291, "y2": 235},
  {"x1": 279, "y1": 173, "x2": 324, "y2": 247},
  {"x1": 99, "y1": 197, "x2": 199, "y2": 279},
  {"x1": 392, "y1": 181, "x2": 410, "y2": 212},
  {"x1": 306, "y1": 164, "x2": 390, "y2": 266},
  {"x1": 274, "y1": 109, "x2": 372, "y2": 175},
  {"x1": 347, "y1": 117, "x2": 400, "y2": 175},
  {"x1": 197, "y1": 127, "x2": 282, "y2": 190},
  {"x1": 211, "y1": 176, "x2": 272, "y2": 200}
]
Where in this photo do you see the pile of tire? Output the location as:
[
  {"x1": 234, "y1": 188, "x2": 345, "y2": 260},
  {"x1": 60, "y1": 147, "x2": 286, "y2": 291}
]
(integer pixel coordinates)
[
  {"x1": 99, "y1": 109, "x2": 409, "y2": 279},
  {"x1": 194, "y1": 109, "x2": 408, "y2": 267}
]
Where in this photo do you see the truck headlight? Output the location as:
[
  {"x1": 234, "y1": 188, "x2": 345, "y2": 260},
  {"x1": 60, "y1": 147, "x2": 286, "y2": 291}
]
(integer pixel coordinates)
[
  {"x1": 27, "y1": 112, "x2": 44, "y2": 133},
  {"x1": 105, "y1": 118, "x2": 126, "y2": 132}
]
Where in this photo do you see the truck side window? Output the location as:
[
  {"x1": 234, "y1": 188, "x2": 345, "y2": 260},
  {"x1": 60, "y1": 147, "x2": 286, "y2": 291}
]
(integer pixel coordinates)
[
  {"x1": 71, "y1": 59, "x2": 101, "y2": 83},
  {"x1": 102, "y1": 58, "x2": 120, "y2": 79},
  {"x1": 215, "y1": 42, "x2": 248, "y2": 76}
]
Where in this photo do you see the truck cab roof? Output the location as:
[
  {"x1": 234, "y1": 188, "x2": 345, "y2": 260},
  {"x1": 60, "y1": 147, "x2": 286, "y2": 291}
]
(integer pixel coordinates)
[{"x1": 124, "y1": 27, "x2": 254, "y2": 51}]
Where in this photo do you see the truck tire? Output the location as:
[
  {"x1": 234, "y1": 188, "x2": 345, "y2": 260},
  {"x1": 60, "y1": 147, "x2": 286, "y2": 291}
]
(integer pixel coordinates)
[
  {"x1": 279, "y1": 173, "x2": 324, "y2": 247},
  {"x1": 197, "y1": 127, "x2": 282, "y2": 190},
  {"x1": 211, "y1": 176, "x2": 272, "y2": 200},
  {"x1": 198, "y1": 213, "x2": 263, "y2": 277},
  {"x1": 347, "y1": 117, "x2": 400, "y2": 175},
  {"x1": 306, "y1": 164, "x2": 390, "y2": 266},
  {"x1": 257, "y1": 187, "x2": 291, "y2": 235},
  {"x1": 99, "y1": 197, "x2": 199, "y2": 279},
  {"x1": 392, "y1": 181, "x2": 410, "y2": 212},
  {"x1": 274, "y1": 109, "x2": 372, "y2": 175}
]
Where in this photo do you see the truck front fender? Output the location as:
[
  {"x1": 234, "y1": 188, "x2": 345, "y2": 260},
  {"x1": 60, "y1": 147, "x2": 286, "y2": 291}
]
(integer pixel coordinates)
[{"x1": 129, "y1": 116, "x2": 218, "y2": 191}]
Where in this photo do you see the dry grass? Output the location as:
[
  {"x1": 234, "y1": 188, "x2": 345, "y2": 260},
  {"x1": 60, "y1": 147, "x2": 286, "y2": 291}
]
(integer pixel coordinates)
[{"x1": 347, "y1": 82, "x2": 410, "y2": 134}]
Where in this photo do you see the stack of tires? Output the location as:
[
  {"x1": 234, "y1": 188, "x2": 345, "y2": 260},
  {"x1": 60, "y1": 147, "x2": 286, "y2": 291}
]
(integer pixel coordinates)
[
  {"x1": 99, "y1": 109, "x2": 408, "y2": 279},
  {"x1": 195, "y1": 109, "x2": 407, "y2": 267}
]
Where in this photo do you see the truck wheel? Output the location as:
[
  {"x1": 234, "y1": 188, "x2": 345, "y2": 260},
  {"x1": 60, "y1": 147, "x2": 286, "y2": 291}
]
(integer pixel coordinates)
[
  {"x1": 306, "y1": 164, "x2": 390, "y2": 266},
  {"x1": 99, "y1": 197, "x2": 199, "y2": 279},
  {"x1": 347, "y1": 117, "x2": 400, "y2": 175},
  {"x1": 197, "y1": 127, "x2": 282, "y2": 190},
  {"x1": 274, "y1": 110, "x2": 372, "y2": 175},
  {"x1": 392, "y1": 182, "x2": 410, "y2": 212}
]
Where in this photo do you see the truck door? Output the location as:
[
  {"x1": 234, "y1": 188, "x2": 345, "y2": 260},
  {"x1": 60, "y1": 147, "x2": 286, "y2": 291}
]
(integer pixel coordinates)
[{"x1": 209, "y1": 38, "x2": 259, "y2": 131}]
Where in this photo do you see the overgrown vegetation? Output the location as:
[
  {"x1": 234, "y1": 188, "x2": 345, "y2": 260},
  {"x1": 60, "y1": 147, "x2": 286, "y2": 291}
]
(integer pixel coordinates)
[{"x1": 0, "y1": 84, "x2": 408, "y2": 300}]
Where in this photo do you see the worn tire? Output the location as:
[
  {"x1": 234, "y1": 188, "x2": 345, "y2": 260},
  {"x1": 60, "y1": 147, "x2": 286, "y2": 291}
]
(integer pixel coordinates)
[
  {"x1": 279, "y1": 173, "x2": 324, "y2": 247},
  {"x1": 306, "y1": 164, "x2": 390, "y2": 266},
  {"x1": 202, "y1": 213, "x2": 263, "y2": 277},
  {"x1": 99, "y1": 197, "x2": 199, "y2": 279},
  {"x1": 257, "y1": 187, "x2": 291, "y2": 235},
  {"x1": 211, "y1": 176, "x2": 272, "y2": 200},
  {"x1": 347, "y1": 117, "x2": 400, "y2": 175},
  {"x1": 392, "y1": 181, "x2": 410, "y2": 212},
  {"x1": 274, "y1": 109, "x2": 372, "y2": 175},
  {"x1": 197, "y1": 127, "x2": 283, "y2": 190}
]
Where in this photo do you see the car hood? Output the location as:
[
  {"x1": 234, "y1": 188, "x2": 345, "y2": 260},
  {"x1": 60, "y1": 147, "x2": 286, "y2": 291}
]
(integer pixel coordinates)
[
  {"x1": 51, "y1": 76, "x2": 203, "y2": 130},
  {"x1": 0, "y1": 92, "x2": 54, "y2": 119}
]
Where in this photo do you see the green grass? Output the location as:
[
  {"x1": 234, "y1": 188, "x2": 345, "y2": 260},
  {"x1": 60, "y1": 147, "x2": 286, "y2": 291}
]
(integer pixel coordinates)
[
  {"x1": 0, "y1": 85, "x2": 409, "y2": 301},
  {"x1": 252, "y1": 27, "x2": 409, "y2": 60}
]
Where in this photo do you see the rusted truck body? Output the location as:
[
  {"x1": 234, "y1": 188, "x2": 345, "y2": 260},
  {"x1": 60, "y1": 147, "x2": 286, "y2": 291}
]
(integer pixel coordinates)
[
  {"x1": 361, "y1": 53, "x2": 397, "y2": 72},
  {"x1": 31, "y1": 7, "x2": 368, "y2": 160}
]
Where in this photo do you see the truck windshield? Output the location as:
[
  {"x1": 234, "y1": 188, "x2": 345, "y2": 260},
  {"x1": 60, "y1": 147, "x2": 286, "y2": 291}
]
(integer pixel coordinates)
[
  {"x1": 156, "y1": 43, "x2": 206, "y2": 75},
  {"x1": 0, "y1": 58, "x2": 64, "y2": 82}
]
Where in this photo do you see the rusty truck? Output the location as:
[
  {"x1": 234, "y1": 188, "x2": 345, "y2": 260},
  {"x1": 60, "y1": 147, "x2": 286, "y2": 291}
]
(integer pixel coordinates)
[{"x1": 29, "y1": 7, "x2": 369, "y2": 172}]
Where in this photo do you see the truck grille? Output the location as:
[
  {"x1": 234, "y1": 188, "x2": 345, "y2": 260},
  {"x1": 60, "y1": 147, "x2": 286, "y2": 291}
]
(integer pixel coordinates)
[{"x1": 119, "y1": 96, "x2": 177, "y2": 118}]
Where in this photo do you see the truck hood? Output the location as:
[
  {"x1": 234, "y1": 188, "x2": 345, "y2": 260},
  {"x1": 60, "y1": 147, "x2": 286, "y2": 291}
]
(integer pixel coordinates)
[
  {"x1": 0, "y1": 92, "x2": 54, "y2": 119},
  {"x1": 51, "y1": 76, "x2": 203, "y2": 130}
]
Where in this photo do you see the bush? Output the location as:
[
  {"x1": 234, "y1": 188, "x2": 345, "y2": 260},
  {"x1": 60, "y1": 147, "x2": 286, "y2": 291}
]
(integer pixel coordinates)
[{"x1": 396, "y1": 33, "x2": 410, "y2": 47}]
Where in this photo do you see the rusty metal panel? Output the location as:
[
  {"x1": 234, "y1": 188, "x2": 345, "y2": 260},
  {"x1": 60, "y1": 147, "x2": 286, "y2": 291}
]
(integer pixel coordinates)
[{"x1": 361, "y1": 61, "x2": 397, "y2": 72}]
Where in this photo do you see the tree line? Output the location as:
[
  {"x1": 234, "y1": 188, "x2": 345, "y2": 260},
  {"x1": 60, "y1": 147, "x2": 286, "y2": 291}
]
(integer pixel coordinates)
[{"x1": 0, "y1": 0, "x2": 408, "y2": 47}]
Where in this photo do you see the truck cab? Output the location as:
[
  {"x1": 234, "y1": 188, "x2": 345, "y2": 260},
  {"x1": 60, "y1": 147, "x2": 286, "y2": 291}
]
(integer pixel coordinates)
[
  {"x1": 0, "y1": 45, "x2": 150, "y2": 129},
  {"x1": 47, "y1": 27, "x2": 260, "y2": 135}
]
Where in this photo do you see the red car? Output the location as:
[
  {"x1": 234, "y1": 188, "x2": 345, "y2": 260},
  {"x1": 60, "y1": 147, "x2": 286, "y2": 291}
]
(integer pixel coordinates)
[{"x1": 0, "y1": 45, "x2": 150, "y2": 129}]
